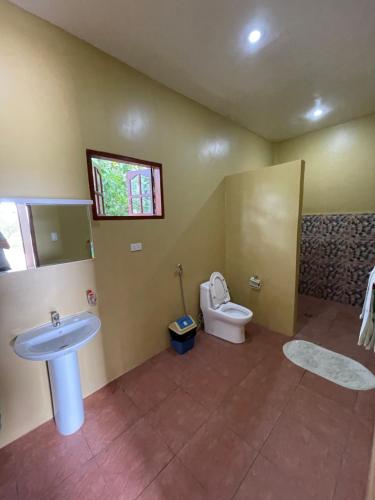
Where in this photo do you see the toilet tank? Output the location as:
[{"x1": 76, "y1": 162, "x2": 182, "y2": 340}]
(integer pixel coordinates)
[{"x1": 200, "y1": 281, "x2": 211, "y2": 310}]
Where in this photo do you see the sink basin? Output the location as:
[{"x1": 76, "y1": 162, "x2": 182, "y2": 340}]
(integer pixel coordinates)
[
  {"x1": 14, "y1": 311, "x2": 101, "y2": 361},
  {"x1": 13, "y1": 311, "x2": 101, "y2": 436}
]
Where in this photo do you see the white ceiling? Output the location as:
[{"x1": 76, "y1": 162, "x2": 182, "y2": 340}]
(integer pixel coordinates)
[{"x1": 11, "y1": 0, "x2": 375, "y2": 141}]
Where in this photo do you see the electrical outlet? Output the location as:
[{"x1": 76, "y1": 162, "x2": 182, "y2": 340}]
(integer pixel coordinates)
[{"x1": 130, "y1": 242, "x2": 143, "y2": 252}]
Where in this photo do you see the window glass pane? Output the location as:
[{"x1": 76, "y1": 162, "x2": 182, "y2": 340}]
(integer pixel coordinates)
[
  {"x1": 99, "y1": 196, "x2": 104, "y2": 216},
  {"x1": 0, "y1": 202, "x2": 27, "y2": 272},
  {"x1": 92, "y1": 158, "x2": 129, "y2": 216},
  {"x1": 142, "y1": 197, "x2": 153, "y2": 214},
  {"x1": 141, "y1": 174, "x2": 151, "y2": 195},
  {"x1": 93, "y1": 168, "x2": 98, "y2": 191},
  {"x1": 132, "y1": 198, "x2": 141, "y2": 214},
  {"x1": 90, "y1": 154, "x2": 163, "y2": 218},
  {"x1": 131, "y1": 176, "x2": 140, "y2": 196}
]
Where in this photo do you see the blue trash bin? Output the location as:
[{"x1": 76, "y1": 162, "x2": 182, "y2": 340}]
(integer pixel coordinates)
[{"x1": 168, "y1": 315, "x2": 197, "y2": 355}]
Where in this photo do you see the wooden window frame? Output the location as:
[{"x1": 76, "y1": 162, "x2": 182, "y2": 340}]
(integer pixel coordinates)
[{"x1": 86, "y1": 149, "x2": 165, "y2": 221}]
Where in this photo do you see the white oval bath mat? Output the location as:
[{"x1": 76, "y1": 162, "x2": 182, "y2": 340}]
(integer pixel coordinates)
[{"x1": 283, "y1": 340, "x2": 375, "y2": 391}]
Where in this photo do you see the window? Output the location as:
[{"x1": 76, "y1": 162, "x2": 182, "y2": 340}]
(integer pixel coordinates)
[
  {"x1": 0, "y1": 202, "x2": 34, "y2": 272},
  {"x1": 86, "y1": 150, "x2": 164, "y2": 220}
]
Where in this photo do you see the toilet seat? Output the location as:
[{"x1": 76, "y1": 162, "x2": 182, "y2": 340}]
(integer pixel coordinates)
[
  {"x1": 209, "y1": 272, "x2": 230, "y2": 309},
  {"x1": 220, "y1": 304, "x2": 249, "y2": 318}
]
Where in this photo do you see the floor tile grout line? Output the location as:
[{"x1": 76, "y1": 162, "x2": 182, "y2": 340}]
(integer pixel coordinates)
[
  {"x1": 140, "y1": 380, "x2": 215, "y2": 456},
  {"x1": 246, "y1": 369, "x2": 322, "y2": 500},
  {"x1": 91, "y1": 414, "x2": 178, "y2": 497},
  {"x1": 255, "y1": 368, "x2": 307, "y2": 458},
  {"x1": 5, "y1": 298, "x2": 370, "y2": 500},
  {"x1": 256, "y1": 363, "x2": 352, "y2": 500},
  {"x1": 299, "y1": 375, "x2": 359, "y2": 413},
  {"x1": 133, "y1": 452, "x2": 176, "y2": 500},
  {"x1": 121, "y1": 378, "x2": 177, "y2": 415},
  {"x1": 173, "y1": 401, "x2": 233, "y2": 494},
  {"x1": 80, "y1": 421, "x2": 98, "y2": 459},
  {"x1": 330, "y1": 452, "x2": 347, "y2": 500},
  {"x1": 176, "y1": 405, "x2": 217, "y2": 457},
  {"x1": 143, "y1": 388, "x2": 212, "y2": 457},
  {"x1": 176, "y1": 346, "x2": 295, "y2": 498},
  {"x1": 175, "y1": 429, "x2": 211, "y2": 493},
  {"x1": 90, "y1": 411, "x2": 147, "y2": 464},
  {"x1": 209, "y1": 350, "x2": 305, "y2": 450},
  {"x1": 330, "y1": 408, "x2": 364, "y2": 500},
  {"x1": 193, "y1": 329, "x2": 269, "y2": 382},
  {"x1": 257, "y1": 449, "x2": 320, "y2": 500},
  {"x1": 41, "y1": 456, "x2": 99, "y2": 499},
  {"x1": 84, "y1": 345, "x2": 232, "y2": 478},
  {"x1": 223, "y1": 362, "x2": 303, "y2": 453},
  {"x1": 89, "y1": 390, "x2": 148, "y2": 450},
  {"x1": 229, "y1": 446, "x2": 261, "y2": 500}
]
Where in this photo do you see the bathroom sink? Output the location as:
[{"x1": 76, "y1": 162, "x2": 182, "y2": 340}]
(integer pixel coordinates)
[
  {"x1": 13, "y1": 311, "x2": 101, "y2": 361},
  {"x1": 13, "y1": 311, "x2": 101, "y2": 436}
]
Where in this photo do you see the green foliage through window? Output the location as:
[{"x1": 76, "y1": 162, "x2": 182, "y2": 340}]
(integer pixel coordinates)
[{"x1": 91, "y1": 159, "x2": 147, "y2": 216}]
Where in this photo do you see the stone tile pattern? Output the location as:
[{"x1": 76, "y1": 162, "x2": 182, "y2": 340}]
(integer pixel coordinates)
[
  {"x1": 1, "y1": 296, "x2": 374, "y2": 500},
  {"x1": 299, "y1": 213, "x2": 375, "y2": 305}
]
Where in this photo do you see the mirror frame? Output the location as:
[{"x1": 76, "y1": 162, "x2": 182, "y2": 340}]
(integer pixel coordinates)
[
  {"x1": 0, "y1": 198, "x2": 93, "y2": 206},
  {"x1": 0, "y1": 198, "x2": 94, "y2": 274}
]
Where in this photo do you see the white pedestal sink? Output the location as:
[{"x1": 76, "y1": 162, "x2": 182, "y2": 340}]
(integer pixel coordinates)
[{"x1": 13, "y1": 311, "x2": 101, "y2": 436}]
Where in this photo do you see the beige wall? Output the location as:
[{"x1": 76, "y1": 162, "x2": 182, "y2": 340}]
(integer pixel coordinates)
[
  {"x1": 0, "y1": 260, "x2": 105, "y2": 447},
  {"x1": 273, "y1": 114, "x2": 375, "y2": 214},
  {"x1": 31, "y1": 206, "x2": 92, "y2": 266},
  {"x1": 31, "y1": 206, "x2": 64, "y2": 265},
  {"x1": 0, "y1": 0, "x2": 272, "y2": 447},
  {"x1": 57, "y1": 206, "x2": 92, "y2": 262},
  {"x1": 225, "y1": 161, "x2": 304, "y2": 336}
]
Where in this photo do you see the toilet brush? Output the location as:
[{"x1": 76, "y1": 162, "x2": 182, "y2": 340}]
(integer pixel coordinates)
[{"x1": 168, "y1": 264, "x2": 197, "y2": 354}]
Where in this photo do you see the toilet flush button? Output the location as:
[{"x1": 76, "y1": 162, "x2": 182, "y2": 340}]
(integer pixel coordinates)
[{"x1": 130, "y1": 242, "x2": 143, "y2": 252}]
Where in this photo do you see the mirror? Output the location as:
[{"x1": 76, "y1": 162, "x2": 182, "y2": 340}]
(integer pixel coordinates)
[{"x1": 0, "y1": 199, "x2": 93, "y2": 273}]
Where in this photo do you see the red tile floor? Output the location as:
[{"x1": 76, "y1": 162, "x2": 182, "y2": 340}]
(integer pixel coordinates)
[{"x1": 1, "y1": 296, "x2": 374, "y2": 500}]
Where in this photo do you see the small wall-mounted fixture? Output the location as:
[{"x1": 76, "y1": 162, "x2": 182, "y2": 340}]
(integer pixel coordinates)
[
  {"x1": 249, "y1": 275, "x2": 262, "y2": 289},
  {"x1": 130, "y1": 242, "x2": 143, "y2": 252},
  {"x1": 86, "y1": 289, "x2": 97, "y2": 306}
]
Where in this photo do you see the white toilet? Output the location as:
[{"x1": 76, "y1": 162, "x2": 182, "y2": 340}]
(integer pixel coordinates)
[{"x1": 200, "y1": 272, "x2": 253, "y2": 344}]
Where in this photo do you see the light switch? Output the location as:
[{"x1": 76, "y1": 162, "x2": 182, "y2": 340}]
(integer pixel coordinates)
[
  {"x1": 50, "y1": 232, "x2": 58, "y2": 241},
  {"x1": 130, "y1": 242, "x2": 143, "y2": 252}
]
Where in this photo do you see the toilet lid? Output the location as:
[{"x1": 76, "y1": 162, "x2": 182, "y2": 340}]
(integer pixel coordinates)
[{"x1": 209, "y1": 272, "x2": 230, "y2": 309}]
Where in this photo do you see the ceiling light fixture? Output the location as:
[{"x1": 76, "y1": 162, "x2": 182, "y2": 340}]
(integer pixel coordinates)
[
  {"x1": 248, "y1": 30, "x2": 262, "y2": 44},
  {"x1": 312, "y1": 108, "x2": 323, "y2": 118},
  {"x1": 305, "y1": 98, "x2": 331, "y2": 121}
]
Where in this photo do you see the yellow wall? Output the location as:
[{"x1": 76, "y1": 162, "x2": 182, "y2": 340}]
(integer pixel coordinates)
[
  {"x1": 31, "y1": 206, "x2": 91, "y2": 265},
  {"x1": 58, "y1": 206, "x2": 92, "y2": 262},
  {"x1": 273, "y1": 114, "x2": 375, "y2": 214},
  {"x1": 225, "y1": 161, "x2": 304, "y2": 336},
  {"x1": 0, "y1": 260, "x2": 105, "y2": 447},
  {"x1": 0, "y1": 0, "x2": 272, "y2": 447},
  {"x1": 31, "y1": 206, "x2": 64, "y2": 265}
]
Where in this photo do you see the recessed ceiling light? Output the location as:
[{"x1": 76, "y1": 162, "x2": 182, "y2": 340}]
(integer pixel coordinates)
[
  {"x1": 305, "y1": 99, "x2": 331, "y2": 121},
  {"x1": 312, "y1": 108, "x2": 323, "y2": 118},
  {"x1": 248, "y1": 30, "x2": 262, "y2": 44}
]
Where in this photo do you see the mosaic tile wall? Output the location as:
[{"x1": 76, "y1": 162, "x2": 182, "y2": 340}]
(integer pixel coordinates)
[{"x1": 299, "y1": 213, "x2": 375, "y2": 306}]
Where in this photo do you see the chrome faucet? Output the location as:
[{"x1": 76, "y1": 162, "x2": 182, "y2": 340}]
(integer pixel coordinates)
[{"x1": 50, "y1": 310, "x2": 61, "y2": 327}]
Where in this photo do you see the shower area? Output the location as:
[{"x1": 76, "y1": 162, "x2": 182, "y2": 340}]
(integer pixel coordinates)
[{"x1": 299, "y1": 213, "x2": 375, "y2": 306}]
